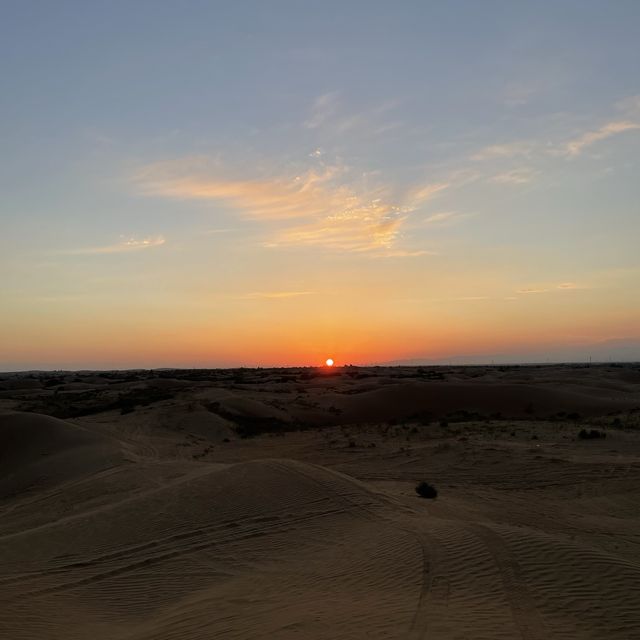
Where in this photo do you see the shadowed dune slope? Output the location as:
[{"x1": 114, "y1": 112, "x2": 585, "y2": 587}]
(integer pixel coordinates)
[
  {"x1": 0, "y1": 412, "x2": 123, "y2": 498},
  {"x1": 325, "y1": 381, "x2": 639, "y2": 424}
]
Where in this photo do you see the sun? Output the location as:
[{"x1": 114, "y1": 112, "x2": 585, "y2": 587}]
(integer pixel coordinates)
[{"x1": 325, "y1": 358, "x2": 334, "y2": 367}]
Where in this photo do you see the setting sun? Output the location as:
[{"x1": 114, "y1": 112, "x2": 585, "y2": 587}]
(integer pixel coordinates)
[{"x1": 325, "y1": 358, "x2": 334, "y2": 367}]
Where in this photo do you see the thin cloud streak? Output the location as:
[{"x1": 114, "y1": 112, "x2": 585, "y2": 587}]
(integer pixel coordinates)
[
  {"x1": 471, "y1": 141, "x2": 536, "y2": 161},
  {"x1": 517, "y1": 282, "x2": 586, "y2": 294},
  {"x1": 238, "y1": 291, "x2": 314, "y2": 300},
  {"x1": 59, "y1": 236, "x2": 166, "y2": 255},
  {"x1": 562, "y1": 121, "x2": 640, "y2": 157},
  {"x1": 374, "y1": 249, "x2": 435, "y2": 258},
  {"x1": 472, "y1": 115, "x2": 639, "y2": 165},
  {"x1": 490, "y1": 168, "x2": 538, "y2": 184}
]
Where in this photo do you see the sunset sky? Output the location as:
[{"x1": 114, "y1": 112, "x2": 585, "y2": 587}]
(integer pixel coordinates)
[{"x1": 2, "y1": 1, "x2": 640, "y2": 369}]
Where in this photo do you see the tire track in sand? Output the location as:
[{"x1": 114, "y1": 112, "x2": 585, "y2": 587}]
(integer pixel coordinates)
[{"x1": 469, "y1": 523, "x2": 549, "y2": 640}]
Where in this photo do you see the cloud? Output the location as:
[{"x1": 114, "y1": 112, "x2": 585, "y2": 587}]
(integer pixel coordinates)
[
  {"x1": 136, "y1": 161, "x2": 346, "y2": 220},
  {"x1": 423, "y1": 211, "x2": 472, "y2": 227},
  {"x1": 517, "y1": 282, "x2": 585, "y2": 294},
  {"x1": 423, "y1": 212, "x2": 456, "y2": 224},
  {"x1": 556, "y1": 282, "x2": 589, "y2": 290},
  {"x1": 269, "y1": 204, "x2": 406, "y2": 252},
  {"x1": 374, "y1": 249, "x2": 435, "y2": 258},
  {"x1": 304, "y1": 93, "x2": 400, "y2": 136},
  {"x1": 238, "y1": 291, "x2": 314, "y2": 300},
  {"x1": 203, "y1": 228, "x2": 237, "y2": 235},
  {"x1": 305, "y1": 92, "x2": 339, "y2": 129},
  {"x1": 405, "y1": 182, "x2": 450, "y2": 208},
  {"x1": 472, "y1": 100, "x2": 640, "y2": 164},
  {"x1": 490, "y1": 167, "x2": 538, "y2": 184},
  {"x1": 517, "y1": 288, "x2": 549, "y2": 294},
  {"x1": 415, "y1": 210, "x2": 472, "y2": 228},
  {"x1": 562, "y1": 121, "x2": 640, "y2": 157},
  {"x1": 135, "y1": 159, "x2": 447, "y2": 253},
  {"x1": 60, "y1": 235, "x2": 166, "y2": 255},
  {"x1": 471, "y1": 141, "x2": 536, "y2": 161}
]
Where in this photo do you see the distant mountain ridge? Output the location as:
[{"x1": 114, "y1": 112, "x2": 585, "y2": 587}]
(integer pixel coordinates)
[{"x1": 379, "y1": 338, "x2": 640, "y2": 366}]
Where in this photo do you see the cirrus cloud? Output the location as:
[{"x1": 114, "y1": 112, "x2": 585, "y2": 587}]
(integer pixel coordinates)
[
  {"x1": 134, "y1": 158, "x2": 448, "y2": 254},
  {"x1": 59, "y1": 235, "x2": 166, "y2": 255}
]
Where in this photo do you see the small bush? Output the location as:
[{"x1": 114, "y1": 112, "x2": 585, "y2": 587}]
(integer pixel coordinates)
[
  {"x1": 578, "y1": 428, "x2": 606, "y2": 440},
  {"x1": 415, "y1": 481, "x2": 438, "y2": 499}
]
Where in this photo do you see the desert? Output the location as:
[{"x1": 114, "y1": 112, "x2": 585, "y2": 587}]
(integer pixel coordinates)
[{"x1": 1, "y1": 364, "x2": 639, "y2": 639}]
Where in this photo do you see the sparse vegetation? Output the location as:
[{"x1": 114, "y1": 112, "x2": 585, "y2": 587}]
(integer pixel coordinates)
[
  {"x1": 578, "y1": 428, "x2": 606, "y2": 440},
  {"x1": 415, "y1": 481, "x2": 438, "y2": 499}
]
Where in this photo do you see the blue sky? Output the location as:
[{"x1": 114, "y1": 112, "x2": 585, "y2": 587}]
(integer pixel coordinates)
[{"x1": 2, "y1": 1, "x2": 639, "y2": 368}]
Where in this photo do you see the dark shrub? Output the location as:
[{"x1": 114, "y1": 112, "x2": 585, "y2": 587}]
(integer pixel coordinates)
[
  {"x1": 578, "y1": 428, "x2": 606, "y2": 440},
  {"x1": 415, "y1": 481, "x2": 438, "y2": 499}
]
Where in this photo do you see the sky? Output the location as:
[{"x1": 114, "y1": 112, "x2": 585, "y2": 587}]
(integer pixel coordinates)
[{"x1": 2, "y1": 1, "x2": 640, "y2": 369}]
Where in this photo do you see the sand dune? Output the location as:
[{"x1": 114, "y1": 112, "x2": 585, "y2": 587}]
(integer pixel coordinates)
[
  {"x1": 0, "y1": 412, "x2": 123, "y2": 499},
  {"x1": 1, "y1": 366, "x2": 639, "y2": 638}
]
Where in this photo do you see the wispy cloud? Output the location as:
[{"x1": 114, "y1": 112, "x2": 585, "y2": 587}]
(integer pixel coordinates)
[
  {"x1": 238, "y1": 291, "x2": 314, "y2": 300},
  {"x1": 472, "y1": 98, "x2": 640, "y2": 167},
  {"x1": 60, "y1": 235, "x2": 166, "y2": 255},
  {"x1": 416, "y1": 210, "x2": 472, "y2": 227},
  {"x1": 517, "y1": 282, "x2": 585, "y2": 294},
  {"x1": 203, "y1": 228, "x2": 236, "y2": 235},
  {"x1": 473, "y1": 118, "x2": 639, "y2": 166},
  {"x1": 137, "y1": 161, "x2": 346, "y2": 220},
  {"x1": 561, "y1": 121, "x2": 640, "y2": 157},
  {"x1": 471, "y1": 141, "x2": 536, "y2": 161},
  {"x1": 304, "y1": 92, "x2": 401, "y2": 136},
  {"x1": 490, "y1": 167, "x2": 538, "y2": 184},
  {"x1": 556, "y1": 282, "x2": 590, "y2": 290},
  {"x1": 374, "y1": 249, "x2": 435, "y2": 258},
  {"x1": 517, "y1": 288, "x2": 549, "y2": 294},
  {"x1": 135, "y1": 159, "x2": 448, "y2": 253},
  {"x1": 304, "y1": 92, "x2": 339, "y2": 129}
]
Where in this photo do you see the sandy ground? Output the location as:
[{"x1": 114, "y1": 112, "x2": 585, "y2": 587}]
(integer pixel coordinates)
[{"x1": 1, "y1": 364, "x2": 639, "y2": 639}]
